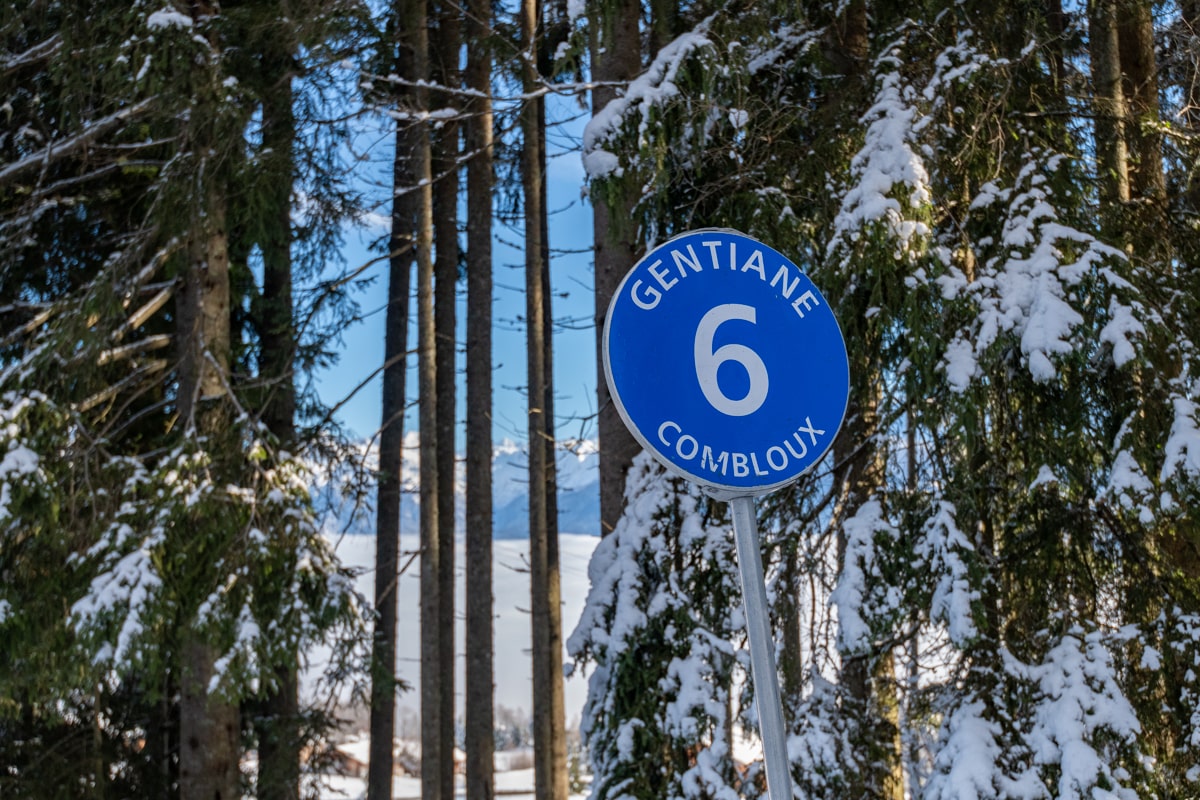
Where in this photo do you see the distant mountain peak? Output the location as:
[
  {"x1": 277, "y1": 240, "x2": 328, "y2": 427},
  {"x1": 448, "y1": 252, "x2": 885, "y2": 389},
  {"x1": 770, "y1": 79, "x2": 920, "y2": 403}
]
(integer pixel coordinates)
[{"x1": 311, "y1": 438, "x2": 600, "y2": 539}]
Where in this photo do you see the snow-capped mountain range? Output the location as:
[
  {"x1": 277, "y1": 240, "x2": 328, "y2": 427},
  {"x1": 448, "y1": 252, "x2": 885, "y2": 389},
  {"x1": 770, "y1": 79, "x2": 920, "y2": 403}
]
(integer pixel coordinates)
[{"x1": 310, "y1": 432, "x2": 601, "y2": 540}]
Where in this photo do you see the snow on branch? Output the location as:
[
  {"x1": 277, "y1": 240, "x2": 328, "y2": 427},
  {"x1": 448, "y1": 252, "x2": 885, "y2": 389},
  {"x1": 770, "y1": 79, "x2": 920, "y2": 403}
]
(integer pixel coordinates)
[
  {"x1": 942, "y1": 154, "x2": 1132, "y2": 391},
  {"x1": 917, "y1": 501, "x2": 979, "y2": 646},
  {"x1": 829, "y1": 499, "x2": 899, "y2": 655},
  {"x1": 145, "y1": 7, "x2": 194, "y2": 30},
  {"x1": 2, "y1": 34, "x2": 61, "y2": 76},
  {"x1": 582, "y1": 23, "x2": 714, "y2": 179},
  {"x1": 0, "y1": 395, "x2": 44, "y2": 523},
  {"x1": 927, "y1": 628, "x2": 1141, "y2": 800},
  {"x1": 1024, "y1": 629, "x2": 1141, "y2": 800},
  {"x1": 829, "y1": 70, "x2": 932, "y2": 260},
  {"x1": 924, "y1": 696, "x2": 1041, "y2": 800},
  {"x1": 0, "y1": 98, "x2": 154, "y2": 190},
  {"x1": 71, "y1": 525, "x2": 165, "y2": 667},
  {"x1": 1162, "y1": 395, "x2": 1200, "y2": 483},
  {"x1": 567, "y1": 453, "x2": 740, "y2": 800}
]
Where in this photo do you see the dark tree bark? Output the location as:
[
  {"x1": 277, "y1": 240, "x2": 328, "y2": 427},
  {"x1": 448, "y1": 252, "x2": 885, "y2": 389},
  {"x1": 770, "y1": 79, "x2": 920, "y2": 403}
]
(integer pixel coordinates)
[
  {"x1": 589, "y1": 0, "x2": 642, "y2": 536},
  {"x1": 367, "y1": 1, "x2": 423, "y2": 797},
  {"x1": 463, "y1": 0, "x2": 495, "y2": 792},
  {"x1": 823, "y1": 3, "x2": 900, "y2": 796},
  {"x1": 1180, "y1": 0, "x2": 1200, "y2": 243},
  {"x1": 1090, "y1": 0, "x2": 1131, "y2": 206},
  {"x1": 256, "y1": 48, "x2": 300, "y2": 800},
  {"x1": 431, "y1": 6, "x2": 461, "y2": 799},
  {"x1": 1184, "y1": 0, "x2": 1200, "y2": 129},
  {"x1": 648, "y1": 0, "x2": 678, "y2": 58},
  {"x1": 522, "y1": 0, "x2": 567, "y2": 797},
  {"x1": 1118, "y1": 0, "x2": 1165, "y2": 206},
  {"x1": 1045, "y1": 0, "x2": 1068, "y2": 95},
  {"x1": 539, "y1": 86, "x2": 568, "y2": 800},
  {"x1": 833, "y1": 397, "x2": 902, "y2": 800},
  {"x1": 825, "y1": 0, "x2": 868, "y2": 81},
  {"x1": 414, "y1": 42, "x2": 443, "y2": 800},
  {"x1": 175, "y1": 5, "x2": 239, "y2": 796},
  {"x1": 177, "y1": 182, "x2": 239, "y2": 800},
  {"x1": 179, "y1": 638, "x2": 240, "y2": 800},
  {"x1": 778, "y1": 546, "x2": 804, "y2": 708},
  {"x1": 366, "y1": 141, "x2": 411, "y2": 800}
]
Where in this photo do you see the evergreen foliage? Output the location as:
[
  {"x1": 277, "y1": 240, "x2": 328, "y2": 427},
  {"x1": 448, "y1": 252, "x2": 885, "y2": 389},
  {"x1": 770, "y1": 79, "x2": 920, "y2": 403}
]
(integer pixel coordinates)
[
  {"x1": 0, "y1": 1, "x2": 370, "y2": 794},
  {"x1": 569, "y1": 453, "x2": 742, "y2": 800},
  {"x1": 576, "y1": 1, "x2": 1200, "y2": 798}
]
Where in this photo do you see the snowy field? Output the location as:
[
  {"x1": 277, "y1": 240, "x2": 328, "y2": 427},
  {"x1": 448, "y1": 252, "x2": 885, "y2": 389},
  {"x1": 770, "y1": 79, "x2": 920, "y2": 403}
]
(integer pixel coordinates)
[
  {"x1": 305, "y1": 531, "x2": 600, "y2": 798},
  {"x1": 300, "y1": 441, "x2": 603, "y2": 797},
  {"x1": 314, "y1": 768, "x2": 587, "y2": 800}
]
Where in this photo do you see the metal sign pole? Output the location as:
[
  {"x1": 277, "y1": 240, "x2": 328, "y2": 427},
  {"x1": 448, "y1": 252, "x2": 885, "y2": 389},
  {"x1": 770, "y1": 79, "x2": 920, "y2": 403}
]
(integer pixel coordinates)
[{"x1": 730, "y1": 495, "x2": 793, "y2": 800}]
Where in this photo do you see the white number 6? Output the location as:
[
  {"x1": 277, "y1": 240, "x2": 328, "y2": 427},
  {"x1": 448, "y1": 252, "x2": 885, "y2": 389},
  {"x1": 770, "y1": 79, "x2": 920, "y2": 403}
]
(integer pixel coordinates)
[{"x1": 694, "y1": 304, "x2": 769, "y2": 416}]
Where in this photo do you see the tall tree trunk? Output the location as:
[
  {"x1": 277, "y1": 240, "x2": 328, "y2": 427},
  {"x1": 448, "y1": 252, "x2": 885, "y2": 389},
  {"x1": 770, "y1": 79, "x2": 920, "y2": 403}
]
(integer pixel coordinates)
[
  {"x1": 1183, "y1": 0, "x2": 1200, "y2": 211},
  {"x1": 1116, "y1": 0, "x2": 1167, "y2": 276},
  {"x1": 175, "y1": 7, "x2": 238, "y2": 793},
  {"x1": 255, "y1": 8, "x2": 297, "y2": 460},
  {"x1": 369, "y1": 3, "x2": 427, "y2": 794},
  {"x1": 1045, "y1": 0, "x2": 1068, "y2": 96},
  {"x1": 414, "y1": 38, "x2": 442, "y2": 800},
  {"x1": 1090, "y1": 0, "x2": 1131, "y2": 207},
  {"x1": 648, "y1": 0, "x2": 678, "y2": 58},
  {"x1": 589, "y1": 0, "x2": 642, "y2": 536},
  {"x1": 432, "y1": 6, "x2": 461, "y2": 799},
  {"x1": 538, "y1": 87, "x2": 569, "y2": 800},
  {"x1": 256, "y1": 53, "x2": 300, "y2": 800},
  {"x1": 366, "y1": 174, "x2": 410, "y2": 800},
  {"x1": 463, "y1": 0, "x2": 495, "y2": 792},
  {"x1": 816, "y1": 2, "x2": 900, "y2": 795},
  {"x1": 778, "y1": 545, "x2": 804, "y2": 709},
  {"x1": 827, "y1": 2, "x2": 897, "y2": 781},
  {"x1": 522, "y1": 1, "x2": 567, "y2": 797},
  {"x1": 177, "y1": 179, "x2": 239, "y2": 800},
  {"x1": 179, "y1": 638, "x2": 240, "y2": 800},
  {"x1": 367, "y1": 8, "x2": 420, "y2": 798},
  {"x1": 902, "y1": 412, "x2": 921, "y2": 799},
  {"x1": 824, "y1": 0, "x2": 868, "y2": 84},
  {"x1": 1118, "y1": 0, "x2": 1165, "y2": 207},
  {"x1": 832, "y1": 391, "x2": 899, "y2": 800}
]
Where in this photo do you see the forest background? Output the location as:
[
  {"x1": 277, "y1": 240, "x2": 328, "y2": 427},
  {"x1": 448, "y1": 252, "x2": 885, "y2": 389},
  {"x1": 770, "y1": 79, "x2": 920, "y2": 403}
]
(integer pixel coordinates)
[{"x1": 3, "y1": 1, "x2": 1200, "y2": 800}]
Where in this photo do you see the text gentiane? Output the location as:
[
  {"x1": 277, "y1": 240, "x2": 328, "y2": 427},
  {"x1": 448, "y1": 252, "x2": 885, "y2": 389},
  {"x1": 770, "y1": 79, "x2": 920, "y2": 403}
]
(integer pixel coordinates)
[{"x1": 628, "y1": 238, "x2": 820, "y2": 319}]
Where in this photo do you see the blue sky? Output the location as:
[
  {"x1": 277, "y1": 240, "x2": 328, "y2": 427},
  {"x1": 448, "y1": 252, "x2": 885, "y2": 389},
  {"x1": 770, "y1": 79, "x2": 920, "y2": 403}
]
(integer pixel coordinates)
[{"x1": 315, "y1": 97, "x2": 600, "y2": 448}]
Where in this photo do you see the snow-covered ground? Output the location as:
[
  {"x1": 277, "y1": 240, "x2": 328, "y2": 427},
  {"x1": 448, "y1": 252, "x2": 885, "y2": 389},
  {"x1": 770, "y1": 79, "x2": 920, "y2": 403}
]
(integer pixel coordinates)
[
  {"x1": 304, "y1": 438, "x2": 602, "y2": 799},
  {"x1": 309, "y1": 737, "x2": 580, "y2": 800},
  {"x1": 313, "y1": 768, "x2": 587, "y2": 800},
  {"x1": 304, "y1": 434, "x2": 601, "y2": 718}
]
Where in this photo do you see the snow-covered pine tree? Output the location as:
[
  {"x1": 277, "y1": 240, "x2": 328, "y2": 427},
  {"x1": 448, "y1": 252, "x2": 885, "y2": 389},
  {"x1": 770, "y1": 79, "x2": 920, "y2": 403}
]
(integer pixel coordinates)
[
  {"x1": 579, "y1": 2, "x2": 941, "y2": 792},
  {"x1": 568, "y1": 454, "x2": 743, "y2": 800},
  {"x1": 580, "y1": 1, "x2": 1200, "y2": 797},
  {"x1": 0, "y1": 1, "x2": 370, "y2": 794}
]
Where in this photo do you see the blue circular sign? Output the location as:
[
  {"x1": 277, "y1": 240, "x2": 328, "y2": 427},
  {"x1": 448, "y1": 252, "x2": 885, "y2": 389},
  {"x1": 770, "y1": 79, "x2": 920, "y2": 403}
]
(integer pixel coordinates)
[{"x1": 603, "y1": 229, "x2": 850, "y2": 497}]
